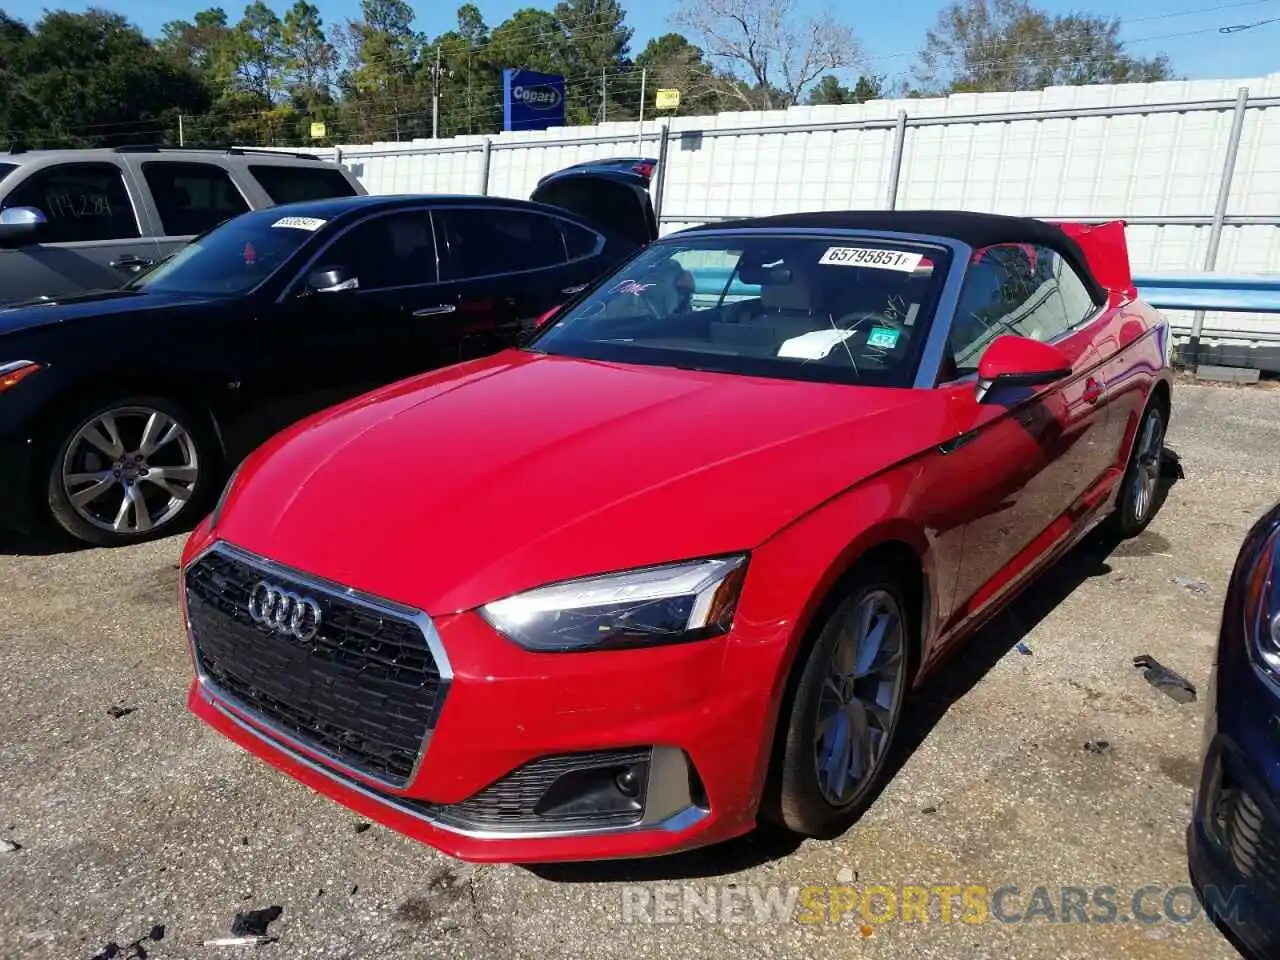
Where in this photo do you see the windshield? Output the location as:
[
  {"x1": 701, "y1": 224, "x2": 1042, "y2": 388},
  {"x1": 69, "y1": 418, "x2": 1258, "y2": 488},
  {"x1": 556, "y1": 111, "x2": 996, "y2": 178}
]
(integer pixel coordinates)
[
  {"x1": 125, "y1": 211, "x2": 322, "y2": 296},
  {"x1": 0, "y1": 163, "x2": 16, "y2": 183},
  {"x1": 530, "y1": 234, "x2": 952, "y2": 387}
]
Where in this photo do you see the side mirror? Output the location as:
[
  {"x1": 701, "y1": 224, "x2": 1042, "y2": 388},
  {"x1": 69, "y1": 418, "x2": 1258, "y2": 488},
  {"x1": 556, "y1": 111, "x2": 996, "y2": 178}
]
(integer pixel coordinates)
[
  {"x1": 535, "y1": 304, "x2": 563, "y2": 329},
  {"x1": 518, "y1": 304, "x2": 563, "y2": 346},
  {"x1": 0, "y1": 206, "x2": 47, "y2": 246},
  {"x1": 306, "y1": 266, "x2": 359, "y2": 294},
  {"x1": 975, "y1": 334, "x2": 1072, "y2": 402}
]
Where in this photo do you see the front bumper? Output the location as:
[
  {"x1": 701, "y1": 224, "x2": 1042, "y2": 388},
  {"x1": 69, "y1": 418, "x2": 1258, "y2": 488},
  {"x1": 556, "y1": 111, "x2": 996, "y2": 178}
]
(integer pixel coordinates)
[
  {"x1": 1188, "y1": 663, "x2": 1280, "y2": 959},
  {"x1": 182, "y1": 531, "x2": 782, "y2": 863}
]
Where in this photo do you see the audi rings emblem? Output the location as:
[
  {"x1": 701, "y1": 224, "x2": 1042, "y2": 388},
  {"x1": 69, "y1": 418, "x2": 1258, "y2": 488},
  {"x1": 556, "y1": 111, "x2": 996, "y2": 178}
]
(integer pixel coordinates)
[{"x1": 247, "y1": 581, "x2": 323, "y2": 641}]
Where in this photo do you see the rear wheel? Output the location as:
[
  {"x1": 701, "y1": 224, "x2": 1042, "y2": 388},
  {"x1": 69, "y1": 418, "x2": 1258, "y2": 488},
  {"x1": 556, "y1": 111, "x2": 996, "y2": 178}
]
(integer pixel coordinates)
[
  {"x1": 44, "y1": 396, "x2": 215, "y2": 547},
  {"x1": 770, "y1": 575, "x2": 914, "y2": 838},
  {"x1": 1111, "y1": 399, "x2": 1167, "y2": 538}
]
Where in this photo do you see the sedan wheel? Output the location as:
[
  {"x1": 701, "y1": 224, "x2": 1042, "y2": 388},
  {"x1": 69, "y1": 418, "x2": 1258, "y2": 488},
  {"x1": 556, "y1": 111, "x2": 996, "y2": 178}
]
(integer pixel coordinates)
[
  {"x1": 771, "y1": 576, "x2": 914, "y2": 837},
  {"x1": 46, "y1": 398, "x2": 211, "y2": 546},
  {"x1": 1114, "y1": 401, "x2": 1167, "y2": 538},
  {"x1": 814, "y1": 590, "x2": 906, "y2": 806}
]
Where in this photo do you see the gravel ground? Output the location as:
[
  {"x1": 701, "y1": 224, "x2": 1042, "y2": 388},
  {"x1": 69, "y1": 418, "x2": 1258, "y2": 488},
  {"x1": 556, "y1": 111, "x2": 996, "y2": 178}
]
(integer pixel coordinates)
[{"x1": 0, "y1": 378, "x2": 1273, "y2": 960}]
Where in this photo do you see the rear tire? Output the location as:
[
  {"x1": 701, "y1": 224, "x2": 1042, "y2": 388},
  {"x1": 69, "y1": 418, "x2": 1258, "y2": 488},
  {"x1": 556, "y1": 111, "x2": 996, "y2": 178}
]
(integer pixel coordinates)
[
  {"x1": 769, "y1": 573, "x2": 916, "y2": 838},
  {"x1": 44, "y1": 394, "x2": 216, "y2": 547},
  {"x1": 1110, "y1": 399, "x2": 1167, "y2": 539}
]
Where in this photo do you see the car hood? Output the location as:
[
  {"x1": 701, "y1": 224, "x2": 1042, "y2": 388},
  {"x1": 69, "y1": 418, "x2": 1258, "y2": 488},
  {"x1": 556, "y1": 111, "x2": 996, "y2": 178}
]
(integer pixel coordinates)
[
  {"x1": 0, "y1": 289, "x2": 215, "y2": 336},
  {"x1": 217, "y1": 351, "x2": 950, "y2": 614}
]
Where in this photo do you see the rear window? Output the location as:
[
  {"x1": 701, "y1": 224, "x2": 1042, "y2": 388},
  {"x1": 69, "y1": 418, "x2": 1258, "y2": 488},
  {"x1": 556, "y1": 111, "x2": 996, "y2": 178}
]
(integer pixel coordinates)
[
  {"x1": 0, "y1": 163, "x2": 16, "y2": 183},
  {"x1": 248, "y1": 164, "x2": 358, "y2": 204}
]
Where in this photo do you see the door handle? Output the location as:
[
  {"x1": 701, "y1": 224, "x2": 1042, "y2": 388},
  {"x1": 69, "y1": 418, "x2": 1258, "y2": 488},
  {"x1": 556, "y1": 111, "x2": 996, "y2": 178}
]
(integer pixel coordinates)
[
  {"x1": 412, "y1": 304, "x2": 457, "y2": 317},
  {"x1": 111, "y1": 254, "x2": 154, "y2": 271},
  {"x1": 1082, "y1": 378, "x2": 1104, "y2": 405},
  {"x1": 561, "y1": 284, "x2": 588, "y2": 295}
]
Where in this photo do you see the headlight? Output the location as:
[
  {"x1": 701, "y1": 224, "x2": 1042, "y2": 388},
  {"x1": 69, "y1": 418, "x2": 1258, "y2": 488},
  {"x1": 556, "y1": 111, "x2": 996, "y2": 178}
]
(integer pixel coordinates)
[
  {"x1": 1244, "y1": 524, "x2": 1280, "y2": 681},
  {"x1": 0, "y1": 360, "x2": 41, "y2": 393},
  {"x1": 480, "y1": 555, "x2": 749, "y2": 652}
]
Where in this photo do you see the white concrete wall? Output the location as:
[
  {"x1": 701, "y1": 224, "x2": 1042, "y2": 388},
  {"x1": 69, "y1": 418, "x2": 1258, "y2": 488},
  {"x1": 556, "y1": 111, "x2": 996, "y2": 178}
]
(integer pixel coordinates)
[{"x1": 278, "y1": 73, "x2": 1280, "y2": 340}]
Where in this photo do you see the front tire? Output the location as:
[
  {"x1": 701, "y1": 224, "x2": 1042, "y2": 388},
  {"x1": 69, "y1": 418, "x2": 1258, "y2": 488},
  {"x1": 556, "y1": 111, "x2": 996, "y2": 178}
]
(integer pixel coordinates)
[
  {"x1": 44, "y1": 395, "x2": 215, "y2": 547},
  {"x1": 1111, "y1": 399, "x2": 1167, "y2": 539},
  {"x1": 770, "y1": 575, "x2": 915, "y2": 838}
]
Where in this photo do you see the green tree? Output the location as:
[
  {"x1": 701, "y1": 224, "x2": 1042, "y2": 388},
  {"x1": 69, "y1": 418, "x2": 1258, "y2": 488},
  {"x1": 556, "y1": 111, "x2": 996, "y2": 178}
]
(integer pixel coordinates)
[
  {"x1": 233, "y1": 1, "x2": 286, "y2": 102},
  {"x1": 915, "y1": 0, "x2": 1177, "y2": 94},
  {"x1": 423, "y1": 6, "x2": 502, "y2": 137},
  {"x1": 158, "y1": 8, "x2": 238, "y2": 92},
  {"x1": 485, "y1": 8, "x2": 568, "y2": 77},
  {"x1": 634, "y1": 33, "x2": 722, "y2": 116},
  {"x1": 283, "y1": 0, "x2": 337, "y2": 98},
  {"x1": 553, "y1": 0, "x2": 633, "y2": 122},
  {"x1": 335, "y1": 0, "x2": 421, "y2": 140},
  {"x1": 807, "y1": 75, "x2": 851, "y2": 105},
  {"x1": 806, "y1": 73, "x2": 884, "y2": 105},
  {"x1": 1, "y1": 10, "x2": 209, "y2": 148}
]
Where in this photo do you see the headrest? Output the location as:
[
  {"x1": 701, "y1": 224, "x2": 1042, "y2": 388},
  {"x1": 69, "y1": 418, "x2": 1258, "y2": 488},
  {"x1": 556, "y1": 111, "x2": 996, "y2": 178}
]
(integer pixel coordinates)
[{"x1": 760, "y1": 261, "x2": 817, "y2": 313}]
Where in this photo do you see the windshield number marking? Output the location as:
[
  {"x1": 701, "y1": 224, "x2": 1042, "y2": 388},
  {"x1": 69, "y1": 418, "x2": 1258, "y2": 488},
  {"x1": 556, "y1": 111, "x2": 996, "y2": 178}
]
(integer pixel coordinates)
[
  {"x1": 272, "y1": 216, "x2": 327, "y2": 231},
  {"x1": 819, "y1": 247, "x2": 922, "y2": 272}
]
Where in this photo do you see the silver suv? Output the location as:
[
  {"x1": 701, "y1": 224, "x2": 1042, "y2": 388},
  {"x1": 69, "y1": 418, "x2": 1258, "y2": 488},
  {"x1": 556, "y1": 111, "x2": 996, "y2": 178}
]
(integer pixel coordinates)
[{"x1": 0, "y1": 146, "x2": 366, "y2": 304}]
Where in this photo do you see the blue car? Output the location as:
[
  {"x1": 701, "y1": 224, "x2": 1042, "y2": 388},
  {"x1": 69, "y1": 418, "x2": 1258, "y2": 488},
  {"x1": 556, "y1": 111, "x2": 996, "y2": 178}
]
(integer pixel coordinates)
[{"x1": 1189, "y1": 500, "x2": 1280, "y2": 958}]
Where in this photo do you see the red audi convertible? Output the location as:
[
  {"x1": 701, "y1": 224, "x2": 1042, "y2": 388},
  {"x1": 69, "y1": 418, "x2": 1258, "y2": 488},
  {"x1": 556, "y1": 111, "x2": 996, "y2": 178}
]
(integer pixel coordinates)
[{"x1": 180, "y1": 210, "x2": 1173, "y2": 863}]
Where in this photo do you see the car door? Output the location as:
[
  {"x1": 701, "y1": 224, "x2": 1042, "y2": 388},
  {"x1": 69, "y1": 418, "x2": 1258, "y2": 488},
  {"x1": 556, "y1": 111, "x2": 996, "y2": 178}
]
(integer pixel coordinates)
[
  {"x1": 931, "y1": 242, "x2": 1113, "y2": 640},
  {"x1": 430, "y1": 204, "x2": 591, "y2": 354},
  {"x1": 254, "y1": 206, "x2": 455, "y2": 434},
  {"x1": 0, "y1": 160, "x2": 160, "y2": 302},
  {"x1": 130, "y1": 159, "x2": 253, "y2": 266}
]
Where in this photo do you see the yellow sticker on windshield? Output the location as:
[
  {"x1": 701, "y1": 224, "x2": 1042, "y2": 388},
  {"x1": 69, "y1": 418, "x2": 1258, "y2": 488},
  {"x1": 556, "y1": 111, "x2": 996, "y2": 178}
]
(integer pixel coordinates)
[{"x1": 819, "y1": 247, "x2": 923, "y2": 272}]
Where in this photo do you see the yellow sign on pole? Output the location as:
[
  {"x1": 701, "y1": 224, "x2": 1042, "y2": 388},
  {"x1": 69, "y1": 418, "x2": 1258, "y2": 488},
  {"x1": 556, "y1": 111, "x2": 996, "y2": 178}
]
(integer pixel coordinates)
[
  {"x1": 654, "y1": 88, "x2": 681, "y2": 111},
  {"x1": 309, "y1": 121, "x2": 327, "y2": 140}
]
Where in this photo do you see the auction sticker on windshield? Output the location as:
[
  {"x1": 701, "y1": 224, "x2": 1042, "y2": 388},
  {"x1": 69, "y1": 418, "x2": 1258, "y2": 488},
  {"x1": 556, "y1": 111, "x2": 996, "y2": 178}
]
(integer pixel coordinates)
[
  {"x1": 819, "y1": 247, "x2": 923, "y2": 272},
  {"x1": 271, "y1": 216, "x2": 327, "y2": 231}
]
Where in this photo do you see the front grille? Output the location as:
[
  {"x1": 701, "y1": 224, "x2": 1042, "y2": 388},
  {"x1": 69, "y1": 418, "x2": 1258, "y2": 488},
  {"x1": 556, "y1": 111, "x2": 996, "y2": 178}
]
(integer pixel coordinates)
[
  {"x1": 185, "y1": 546, "x2": 445, "y2": 785},
  {"x1": 409, "y1": 748, "x2": 652, "y2": 832},
  {"x1": 1219, "y1": 786, "x2": 1280, "y2": 898}
]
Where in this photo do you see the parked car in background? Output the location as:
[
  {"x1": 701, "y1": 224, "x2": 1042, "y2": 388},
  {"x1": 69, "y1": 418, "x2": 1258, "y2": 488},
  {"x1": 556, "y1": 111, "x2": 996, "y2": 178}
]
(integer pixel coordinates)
[
  {"x1": 0, "y1": 146, "x2": 366, "y2": 304},
  {"x1": 1189, "y1": 500, "x2": 1280, "y2": 959},
  {"x1": 532, "y1": 156, "x2": 657, "y2": 247},
  {"x1": 181, "y1": 211, "x2": 1174, "y2": 864},
  {"x1": 536, "y1": 156, "x2": 656, "y2": 185},
  {"x1": 0, "y1": 170, "x2": 656, "y2": 546}
]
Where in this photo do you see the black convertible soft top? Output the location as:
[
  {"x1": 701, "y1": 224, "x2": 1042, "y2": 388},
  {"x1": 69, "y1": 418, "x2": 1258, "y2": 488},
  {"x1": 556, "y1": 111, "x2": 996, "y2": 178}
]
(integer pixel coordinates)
[{"x1": 681, "y1": 209, "x2": 1106, "y2": 303}]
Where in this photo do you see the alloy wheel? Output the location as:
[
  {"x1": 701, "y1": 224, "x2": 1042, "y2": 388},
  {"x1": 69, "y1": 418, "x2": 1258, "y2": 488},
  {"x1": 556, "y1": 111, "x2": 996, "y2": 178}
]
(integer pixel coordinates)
[
  {"x1": 813, "y1": 588, "x2": 908, "y2": 807},
  {"x1": 1130, "y1": 408, "x2": 1166, "y2": 525},
  {"x1": 60, "y1": 406, "x2": 200, "y2": 535}
]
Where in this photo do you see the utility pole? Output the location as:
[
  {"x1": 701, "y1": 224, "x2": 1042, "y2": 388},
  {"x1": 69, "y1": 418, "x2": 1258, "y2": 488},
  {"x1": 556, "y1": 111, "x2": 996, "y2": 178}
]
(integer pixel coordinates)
[
  {"x1": 601, "y1": 67, "x2": 607, "y2": 122},
  {"x1": 428, "y1": 45, "x2": 453, "y2": 140},
  {"x1": 433, "y1": 46, "x2": 442, "y2": 139},
  {"x1": 636, "y1": 69, "x2": 646, "y2": 150}
]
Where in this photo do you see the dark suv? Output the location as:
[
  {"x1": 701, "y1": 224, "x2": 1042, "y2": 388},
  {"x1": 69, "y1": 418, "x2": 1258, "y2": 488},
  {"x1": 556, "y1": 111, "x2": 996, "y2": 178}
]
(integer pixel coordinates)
[{"x1": 0, "y1": 146, "x2": 366, "y2": 304}]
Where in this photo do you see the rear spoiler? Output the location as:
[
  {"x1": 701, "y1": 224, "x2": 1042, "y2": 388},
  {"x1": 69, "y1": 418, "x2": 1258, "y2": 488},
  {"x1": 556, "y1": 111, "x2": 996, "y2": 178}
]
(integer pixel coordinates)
[{"x1": 1051, "y1": 220, "x2": 1136, "y2": 300}]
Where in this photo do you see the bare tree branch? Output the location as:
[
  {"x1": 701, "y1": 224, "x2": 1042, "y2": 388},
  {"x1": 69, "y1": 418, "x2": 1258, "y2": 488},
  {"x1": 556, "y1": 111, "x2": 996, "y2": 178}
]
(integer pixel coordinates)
[{"x1": 672, "y1": 0, "x2": 862, "y2": 109}]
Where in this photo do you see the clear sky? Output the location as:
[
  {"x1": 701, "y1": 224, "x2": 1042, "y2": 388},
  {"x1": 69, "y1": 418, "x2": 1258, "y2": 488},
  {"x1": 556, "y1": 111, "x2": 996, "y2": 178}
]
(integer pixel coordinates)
[{"x1": 4, "y1": 0, "x2": 1279, "y2": 86}]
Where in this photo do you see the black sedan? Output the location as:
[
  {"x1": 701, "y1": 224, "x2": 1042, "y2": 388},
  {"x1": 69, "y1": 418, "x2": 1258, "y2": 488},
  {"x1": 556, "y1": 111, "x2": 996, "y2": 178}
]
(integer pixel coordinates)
[
  {"x1": 0, "y1": 168, "x2": 656, "y2": 546},
  {"x1": 1189, "y1": 500, "x2": 1280, "y2": 958}
]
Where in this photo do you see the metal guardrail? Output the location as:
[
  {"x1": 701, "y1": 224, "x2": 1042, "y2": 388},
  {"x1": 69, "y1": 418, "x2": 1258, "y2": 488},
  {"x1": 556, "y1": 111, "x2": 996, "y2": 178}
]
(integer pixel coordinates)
[{"x1": 1133, "y1": 274, "x2": 1280, "y2": 315}]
